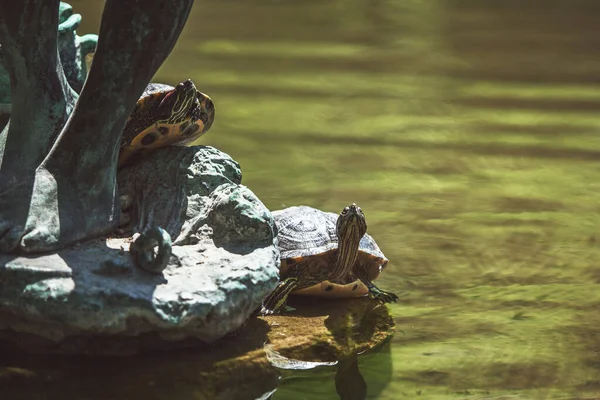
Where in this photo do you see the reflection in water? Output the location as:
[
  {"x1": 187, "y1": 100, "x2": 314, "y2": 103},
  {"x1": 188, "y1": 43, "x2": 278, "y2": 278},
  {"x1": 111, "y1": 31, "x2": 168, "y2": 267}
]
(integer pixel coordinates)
[
  {"x1": 264, "y1": 298, "x2": 394, "y2": 399},
  {"x1": 267, "y1": 352, "x2": 371, "y2": 400},
  {"x1": 265, "y1": 344, "x2": 338, "y2": 370},
  {"x1": 0, "y1": 319, "x2": 281, "y2": 400},
  {"x1": 335, "y1": 355, "x2": 367, "y2": 400},
  {"x1": 0, "y1": 298, "x2": 394, "y2": 400},
  {"x1": 0, "y1": 341, "x2": 280, "y2": 400},
  {"x1": 267, "y1": 341, "x2": 394, "y2": 400}
]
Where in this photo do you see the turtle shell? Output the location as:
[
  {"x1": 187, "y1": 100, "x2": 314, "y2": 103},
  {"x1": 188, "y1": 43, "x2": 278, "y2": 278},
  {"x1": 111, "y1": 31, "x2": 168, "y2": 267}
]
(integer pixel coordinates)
[
  {"x1": 273, "y1": 205, "x2": 388, "y2": 297},
  {"x1": 118, "y1": 80, "x2": 214, "y2": 167}
]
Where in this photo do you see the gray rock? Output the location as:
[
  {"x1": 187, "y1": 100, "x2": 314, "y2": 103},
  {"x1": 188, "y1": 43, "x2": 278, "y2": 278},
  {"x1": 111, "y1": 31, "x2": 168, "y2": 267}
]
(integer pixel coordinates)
[{"x1": 0, "y1": 146, "x2": 280, "y2": 352}]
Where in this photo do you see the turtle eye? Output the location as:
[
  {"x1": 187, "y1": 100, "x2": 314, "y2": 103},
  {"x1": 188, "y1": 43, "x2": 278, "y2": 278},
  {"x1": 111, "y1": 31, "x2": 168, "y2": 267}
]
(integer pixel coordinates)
[
  {"x1": 204, "y1": 98, "x2": 214, "y2": 112},
  {"x1": 358, "y1": 207, "x2": 363, "y2": 214},
  {"x1": 341, "y1": 207, "x2": 349, "y2": 215}
]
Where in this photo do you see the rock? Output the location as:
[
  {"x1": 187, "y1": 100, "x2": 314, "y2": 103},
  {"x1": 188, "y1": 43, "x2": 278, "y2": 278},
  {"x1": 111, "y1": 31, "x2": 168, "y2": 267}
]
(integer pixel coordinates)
[
  {"x1": 0, "y1": 146, "x2": 280, "y2": 352},
  {"x1": 261, "y1": 296, "x2": 395, "y2": 363}
]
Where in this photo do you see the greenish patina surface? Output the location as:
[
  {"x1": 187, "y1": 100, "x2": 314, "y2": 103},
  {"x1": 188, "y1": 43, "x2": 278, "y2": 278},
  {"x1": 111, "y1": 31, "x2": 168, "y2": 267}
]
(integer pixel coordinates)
[
  {"x1": 130, "y1": 227, "x2": 172, "y2": 274},
  {"x1": 0, "y1": 0, "x2": 195, "y2": 255},
  {"x1": 0, "y1": 0, "x2": 284, "y2": 355},
  {"x1": 0, "y1": 146, "x2": 280, "y2": 349},
  {"x1": 0, "y1": 2, "x2": 97, "y2": 107}
]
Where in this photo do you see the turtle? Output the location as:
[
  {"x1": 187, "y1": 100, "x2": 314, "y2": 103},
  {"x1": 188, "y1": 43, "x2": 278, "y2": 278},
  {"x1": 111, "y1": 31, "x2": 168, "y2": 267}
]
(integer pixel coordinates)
[
  {"x1": 118, "y1": 78, "x2": 215, "y2": 167},
  {"x1": 261, "y1": 203, "x2": 398, "y2": 314}
]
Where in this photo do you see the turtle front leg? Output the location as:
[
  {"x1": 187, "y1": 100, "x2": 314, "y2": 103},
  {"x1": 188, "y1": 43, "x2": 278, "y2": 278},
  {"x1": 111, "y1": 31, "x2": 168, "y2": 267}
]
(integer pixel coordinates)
[
  {"x1": 260, "y1": 277, "x2": 299, "y2": 315},
  {"x1": 366, "y1": 281, "x2": 398, "y2": 303}
]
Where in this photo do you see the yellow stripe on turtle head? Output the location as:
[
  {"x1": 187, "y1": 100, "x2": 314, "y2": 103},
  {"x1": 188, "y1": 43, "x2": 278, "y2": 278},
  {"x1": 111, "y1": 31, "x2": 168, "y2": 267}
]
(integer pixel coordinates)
[{"x1": 161, "y1": 80, "x2": 198, "y2": 124}]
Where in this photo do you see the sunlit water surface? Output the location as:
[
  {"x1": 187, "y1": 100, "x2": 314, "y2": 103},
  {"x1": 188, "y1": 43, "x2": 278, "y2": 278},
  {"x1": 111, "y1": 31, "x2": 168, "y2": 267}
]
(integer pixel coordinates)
[{"x1": 3, "y1": 0, "x2": 600, "y2": 399}]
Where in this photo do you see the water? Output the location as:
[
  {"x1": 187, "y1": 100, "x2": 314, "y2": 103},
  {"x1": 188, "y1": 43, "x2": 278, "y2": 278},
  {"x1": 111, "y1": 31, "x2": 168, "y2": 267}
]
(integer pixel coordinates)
[{"x1": 3, "y1": 0, "x2": 600, "y2": 398}]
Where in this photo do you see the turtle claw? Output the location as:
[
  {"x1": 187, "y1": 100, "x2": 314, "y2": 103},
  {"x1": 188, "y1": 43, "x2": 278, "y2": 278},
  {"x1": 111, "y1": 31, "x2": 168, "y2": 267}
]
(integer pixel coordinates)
[
  {"x1": 259, "y1": 305, "x2": 275, "y2": 316},
  {"x1": 259, "y1": 303, "x2": 296, "y2": 316},
  {"x1": 376, "y1": 290, "x2": 399, "y2": 304},
  {"x1": 367, "y1": 282, "x2": 399, "y2": 304},
  {"x1": 259, "y1": 300, "x2": 285, "y2": 316}
]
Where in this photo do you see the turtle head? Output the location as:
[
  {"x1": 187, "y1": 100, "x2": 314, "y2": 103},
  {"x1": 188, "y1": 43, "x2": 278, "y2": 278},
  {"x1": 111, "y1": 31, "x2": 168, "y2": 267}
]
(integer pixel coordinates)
[
  {"x1": 193, "y1": 91, "x2": 215, "y2": 133},
  {"x1": 158, "y1": 79, "x2": 198, "y2": 124},
  {"x1": 331, "y1": 203, "x2": 367, "y2": 281},
  {"x1": 336, "y1": 203, "x2": 367, "y2": 240}
]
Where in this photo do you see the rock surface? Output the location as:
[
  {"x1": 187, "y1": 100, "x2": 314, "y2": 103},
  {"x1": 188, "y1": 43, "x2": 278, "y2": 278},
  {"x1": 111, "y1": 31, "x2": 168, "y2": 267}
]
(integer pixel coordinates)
[
  {"x1": 0, "y1": 146, "x2": 280, "y2": 351},
  {"x1": 262, "y1": 296, "x2": 395, "y2": 363}
]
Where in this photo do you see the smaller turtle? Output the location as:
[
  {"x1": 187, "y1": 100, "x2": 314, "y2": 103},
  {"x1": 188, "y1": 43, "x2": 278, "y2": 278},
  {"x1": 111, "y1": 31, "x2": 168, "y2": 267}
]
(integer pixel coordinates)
[
  {"x1": 118, "y1": 79, "x2": 215, "y2": 167},
  {"x1": 262, "y1": 203, "x2": 398, "y2": 314}
]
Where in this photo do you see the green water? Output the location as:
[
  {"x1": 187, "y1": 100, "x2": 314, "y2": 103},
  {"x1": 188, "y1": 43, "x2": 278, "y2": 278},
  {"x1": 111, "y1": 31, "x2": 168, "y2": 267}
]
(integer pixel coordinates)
[{"x1": 4, "y1": 0, "x2": 600, "y2": 398}]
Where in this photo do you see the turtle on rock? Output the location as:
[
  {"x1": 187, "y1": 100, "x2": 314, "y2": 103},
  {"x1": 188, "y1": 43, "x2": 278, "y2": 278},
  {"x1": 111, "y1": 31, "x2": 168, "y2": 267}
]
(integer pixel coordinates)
[
  {"x1": 261, "y1": 203, "x2": 398, "y2": 314},
  {"x1": 118, "y1": 78, "x2": 215, "y2": 167}
]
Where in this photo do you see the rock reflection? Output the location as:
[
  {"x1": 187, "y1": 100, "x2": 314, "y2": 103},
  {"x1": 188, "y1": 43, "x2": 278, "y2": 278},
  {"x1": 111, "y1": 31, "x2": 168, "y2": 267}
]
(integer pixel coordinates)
[
  {"x1": 0, "y1": 320, "x2": 279, "y2": 400},
  {"x1": 0, "y1": 298, "x2": 396, "y2": 400},
  {"x1": 262, "y1": 297, "x2": 395, "y2": 399}
]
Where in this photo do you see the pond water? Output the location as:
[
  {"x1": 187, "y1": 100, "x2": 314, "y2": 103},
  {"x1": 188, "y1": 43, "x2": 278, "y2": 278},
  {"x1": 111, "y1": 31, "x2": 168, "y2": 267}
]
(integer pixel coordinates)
[{"x1": 3, "y1": 0, "x2": 600, "y2": 399}]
